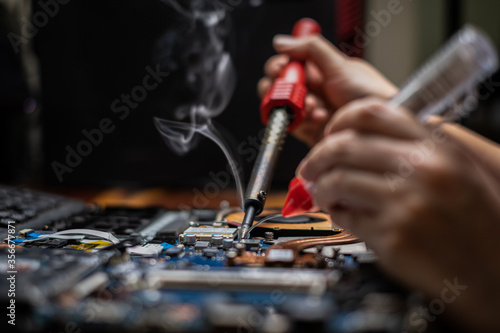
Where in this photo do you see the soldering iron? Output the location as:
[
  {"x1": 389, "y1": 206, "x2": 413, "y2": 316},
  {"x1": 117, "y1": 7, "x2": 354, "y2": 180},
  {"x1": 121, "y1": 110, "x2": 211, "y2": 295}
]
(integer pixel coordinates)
[{"x1": 239, "y1": 18, "x2": 322, "y2": 239}]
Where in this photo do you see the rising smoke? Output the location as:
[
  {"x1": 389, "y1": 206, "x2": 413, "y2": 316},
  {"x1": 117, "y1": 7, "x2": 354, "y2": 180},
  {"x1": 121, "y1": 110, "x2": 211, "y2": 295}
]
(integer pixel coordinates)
[{"x1": 153, "y1": 0, "x2": 243, "y2": 202}]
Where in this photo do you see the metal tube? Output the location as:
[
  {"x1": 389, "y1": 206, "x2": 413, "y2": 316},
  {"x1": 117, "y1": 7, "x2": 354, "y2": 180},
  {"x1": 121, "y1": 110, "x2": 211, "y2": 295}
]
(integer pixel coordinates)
[
  {"x1": 239, "y1": 107, "x2": 289, "y2": 239},
  {"x1": 239, "y1": 205, "x2": 256, "y2": 240}
]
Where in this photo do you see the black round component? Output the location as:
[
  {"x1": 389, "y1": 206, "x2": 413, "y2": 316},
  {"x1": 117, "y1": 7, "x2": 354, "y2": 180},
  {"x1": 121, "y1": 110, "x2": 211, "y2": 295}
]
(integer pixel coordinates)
[{"x1": 255, "y1": 215, "x2": 326, "y2": 224}]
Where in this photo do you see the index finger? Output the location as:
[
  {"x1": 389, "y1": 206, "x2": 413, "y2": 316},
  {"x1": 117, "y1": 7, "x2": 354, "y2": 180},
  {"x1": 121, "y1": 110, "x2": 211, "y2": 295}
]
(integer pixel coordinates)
[
  {"x1": 264, "y1": 54, "x2": 289, "y2": 79},
  {"x1": 324, "y1": 98, "x2": 428, "y2": 140},
  {"x1": 273, "y1": 34, "x2": 347, "y2": 78}
]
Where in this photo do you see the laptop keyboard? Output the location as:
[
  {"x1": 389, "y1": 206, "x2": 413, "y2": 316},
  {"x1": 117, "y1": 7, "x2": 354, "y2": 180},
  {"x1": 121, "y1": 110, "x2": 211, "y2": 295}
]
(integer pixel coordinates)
[{"x1": 0, "y1": 184, "x2": 87, "y2": 239}]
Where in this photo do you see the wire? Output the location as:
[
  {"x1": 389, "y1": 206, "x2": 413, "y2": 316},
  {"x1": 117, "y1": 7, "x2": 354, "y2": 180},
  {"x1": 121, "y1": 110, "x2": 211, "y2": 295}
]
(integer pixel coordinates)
[{"x1": 246, "y1": 213, "x2": 283, "y2": 235}]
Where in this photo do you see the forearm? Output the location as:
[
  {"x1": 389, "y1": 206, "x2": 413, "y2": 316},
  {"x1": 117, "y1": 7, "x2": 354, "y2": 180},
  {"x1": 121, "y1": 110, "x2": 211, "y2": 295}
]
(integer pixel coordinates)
[{"x1": 429, "y1": 117, "x2": 500, "y2": 182}]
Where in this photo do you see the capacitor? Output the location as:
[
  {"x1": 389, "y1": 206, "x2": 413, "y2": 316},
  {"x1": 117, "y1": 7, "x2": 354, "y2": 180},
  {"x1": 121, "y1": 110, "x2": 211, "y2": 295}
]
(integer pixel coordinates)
[
  {"x1": 184, "y1": 234, "x2": 196, "y2": 246},
  {"x1": 235, "y1": 242, "x2": 246, "y2": 255},
  {"x1": 211, "y1": 234, "x2": 224, "y2": 247},
  {"x1": 223, "y1": 238, "x2": 234, "y2": 249}
]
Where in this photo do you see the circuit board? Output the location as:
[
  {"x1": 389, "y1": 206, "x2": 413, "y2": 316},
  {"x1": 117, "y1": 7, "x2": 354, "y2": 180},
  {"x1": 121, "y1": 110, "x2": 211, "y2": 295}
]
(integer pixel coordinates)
[{"x1": 1, "y1": 206, "x2": 453, "y2": 333}]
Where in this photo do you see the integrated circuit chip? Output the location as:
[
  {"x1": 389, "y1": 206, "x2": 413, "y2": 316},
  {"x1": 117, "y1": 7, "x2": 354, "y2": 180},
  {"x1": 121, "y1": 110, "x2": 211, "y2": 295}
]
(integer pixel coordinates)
[{"x1": 179, "y1": 227, "x2": 238, "y2": 242}]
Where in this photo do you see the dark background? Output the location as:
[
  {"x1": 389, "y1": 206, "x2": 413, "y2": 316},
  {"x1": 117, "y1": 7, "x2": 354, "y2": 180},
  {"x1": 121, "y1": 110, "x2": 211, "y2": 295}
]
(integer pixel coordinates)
[
  {"x1": 0, "y1": 0, "x2": 499, "y2": 191},
  {"x1": 1, "y1": 0, "x2": 336, "y2": 189}
]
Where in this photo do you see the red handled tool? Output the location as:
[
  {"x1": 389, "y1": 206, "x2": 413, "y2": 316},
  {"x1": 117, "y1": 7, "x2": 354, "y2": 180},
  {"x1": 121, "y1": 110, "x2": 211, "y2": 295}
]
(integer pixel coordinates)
[
  {"x1": 260, "y1": 18, "x2": 322, "y2": 132},
  {"x1": 239, "y1": 18, "x2": 321, "y2": 239}
]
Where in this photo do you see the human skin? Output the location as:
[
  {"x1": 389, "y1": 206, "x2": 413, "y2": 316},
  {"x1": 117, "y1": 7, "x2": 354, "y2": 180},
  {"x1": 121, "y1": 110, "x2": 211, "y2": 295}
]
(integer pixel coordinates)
[
  {"x1": 260, "y1": 34, "x2": 500, "y2": 331},
  {"x1": 257, "y1": 34, "x2": 397, "y2": 147}
]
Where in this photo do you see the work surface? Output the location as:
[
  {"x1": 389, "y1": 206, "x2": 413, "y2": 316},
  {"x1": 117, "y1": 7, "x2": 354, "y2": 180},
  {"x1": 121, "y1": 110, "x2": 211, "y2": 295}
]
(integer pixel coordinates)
[{"x1": 50, "y1": 187, "x2": 287, "y2": 210}]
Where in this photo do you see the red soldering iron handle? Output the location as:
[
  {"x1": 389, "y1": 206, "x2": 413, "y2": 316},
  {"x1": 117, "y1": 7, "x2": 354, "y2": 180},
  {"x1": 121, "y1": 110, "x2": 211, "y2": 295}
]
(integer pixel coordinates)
[{"x1": 260, "y1": 18, "x2": 322, "y2": 131}]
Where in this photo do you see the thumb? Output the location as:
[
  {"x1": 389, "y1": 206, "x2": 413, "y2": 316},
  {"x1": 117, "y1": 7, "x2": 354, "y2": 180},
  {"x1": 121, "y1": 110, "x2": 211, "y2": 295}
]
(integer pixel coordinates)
[{"x1": 273, "y1": 34, "x2": 347, "y2": 78}]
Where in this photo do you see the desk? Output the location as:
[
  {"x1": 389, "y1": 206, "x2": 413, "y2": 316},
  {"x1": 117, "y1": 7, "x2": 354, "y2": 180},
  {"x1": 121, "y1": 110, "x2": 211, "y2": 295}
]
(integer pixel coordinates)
[{"x1": 47, "y1": 187, "x2": 288, "y2": 210}]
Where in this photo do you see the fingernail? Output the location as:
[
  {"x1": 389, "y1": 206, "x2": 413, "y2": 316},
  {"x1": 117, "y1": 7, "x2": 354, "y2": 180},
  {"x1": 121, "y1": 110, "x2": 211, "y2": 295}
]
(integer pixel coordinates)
[{"x1": 273, "y1": 35, "x2": 298, "y2": 47}]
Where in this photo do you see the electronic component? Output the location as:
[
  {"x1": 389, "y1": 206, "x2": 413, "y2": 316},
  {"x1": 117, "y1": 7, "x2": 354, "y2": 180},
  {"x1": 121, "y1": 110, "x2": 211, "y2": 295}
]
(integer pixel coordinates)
[
  {"x1": 0, "y1": 185, "x2": 455, "y2": 333},
  {"x1": 235, "y1": 242, "x2": 246, "y2": 255},
  {"x1": 138, "y1": 210, "x2": 191, "y2": 242},
  {"x1": 211, "y1": 234, "x2": 224, "y2": 247},
  {"x1": 165, "y1": 246, "x2": 183, "y2": 257},
  {"x1": 0, "y1": 247, "x2": 103, "y2": 304},
  {"x1": 224, "y1": 209, "x2": 339, "y2": 237},
  {"x1": 0, "y1": 202, "x2": 447, "y2": 333},
  {"x1": 179, "y1": 226, "x2": 238, "y2": 242},
  {"x1": 42, "y1": 238, "x2": 70, "y2": 248},
  {"x1": 222, "y1": 238, "x2": 233, "y2": 249},
  {"x1": 240, "y1": 239, "x2": 261, "y2": 251},
  {"x1": 194, "y1": 241, "x2": 210, "y2": 251},
  {"x1": 66, "y1": 207, "x2": 167, "y2": 236},
  {"x1": 147, "y1": 269, "x2": 340, "y2": 292},
  {"x1": 202, "y1": 248, "x2": 219, "y2": 258},
  {"x1": 18, "y1": 228, "x2": 35, "y2": 238},
  {"x1": 184, "y1": 234, "x2": 197, "y2": 246},
  {"x1": 127, "y1": 243, "x2": 164, "y2": 257},
  {"x1": 265, "y1": 249, "x2": 295, "y2": 265}
]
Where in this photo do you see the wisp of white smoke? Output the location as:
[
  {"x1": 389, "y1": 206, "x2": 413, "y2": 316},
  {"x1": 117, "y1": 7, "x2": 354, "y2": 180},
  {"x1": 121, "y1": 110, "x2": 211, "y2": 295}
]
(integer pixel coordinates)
[{"x1": 154, "y1": 0, "x2": 243, "y2": 203}]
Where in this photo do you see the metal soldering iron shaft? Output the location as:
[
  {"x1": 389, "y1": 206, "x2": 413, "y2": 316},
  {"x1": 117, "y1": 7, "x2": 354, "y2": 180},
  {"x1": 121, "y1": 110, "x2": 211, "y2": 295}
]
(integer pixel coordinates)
[
  {"x1": 239, "y1": 205, "x2": 256, "y2": 240},
  {"x1": 239, "y1": 107, "x2": 289, "y2": 239},
  {"x1": 239, "y1": 19, "x2": 321, "y2": 239}
]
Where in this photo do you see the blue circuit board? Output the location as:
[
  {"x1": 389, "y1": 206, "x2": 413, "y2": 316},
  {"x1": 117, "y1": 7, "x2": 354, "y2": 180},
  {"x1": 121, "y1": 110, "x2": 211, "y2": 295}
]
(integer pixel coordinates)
[{"x1": 1, "y1": 207, "x2": 427, "y2": 333}]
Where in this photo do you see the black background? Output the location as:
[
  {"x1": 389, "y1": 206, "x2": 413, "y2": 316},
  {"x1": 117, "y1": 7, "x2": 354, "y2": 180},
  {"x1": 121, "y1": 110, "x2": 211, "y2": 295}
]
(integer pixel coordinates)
[
  {"x1": 32, "y1": 0, "x2": 336, "y2": 189},
  {"x1": 2, "y1": 0, "x2": 499, "y2": 191}
]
